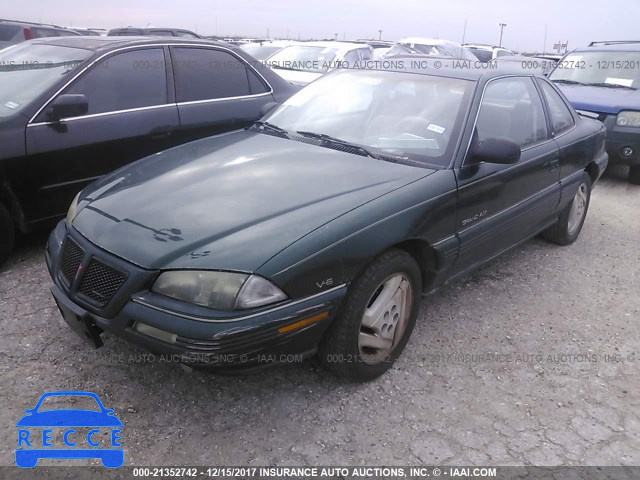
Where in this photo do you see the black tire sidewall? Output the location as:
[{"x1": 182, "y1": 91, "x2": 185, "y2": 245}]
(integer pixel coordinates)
[
  {"x1": 0, "y1": 204, "x2": 14, "y2": 267},
  {"x1": 320, "y1": 249, "x2": 422, "y2": 381}
]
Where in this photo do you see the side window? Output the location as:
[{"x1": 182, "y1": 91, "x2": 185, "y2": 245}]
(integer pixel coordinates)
[
  {"x1": 31, "y1": 28, "x2": 56, "y2": 38},
  {"x1": 342, "y1": 50, "x2": 359, "y2": 65},
  {"x1": 476, "y1": 77, "x2": 547, "y2": 148},
  {"x1": 538, "y1": 80, "x2": 575, "y2": 134},
  {"x1": 358, "y1": 48, "x2": 372, "y2": 61},
  {"x1": 176, "y1": 31, "x2": 198, "y2": 38},
  {"x1": 172, "y1": 47, "x2": 252, "y2": 102},
  {"x1": 246, "y1": 68, "x2": 269, "y2": 94},
  {"x1": 149, "y1": 30, "x2": 175, "y2": 37},
  {"x1": 64, "y1": 48, "x2": 167, "y2": 115},
  {"x1": 495, "y1": 50, "x2": 511, "y2": 57}
]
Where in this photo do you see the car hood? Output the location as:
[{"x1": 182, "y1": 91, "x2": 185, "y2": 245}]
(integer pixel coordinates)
[
  {"x1": 555, "y1": 83, "x2": 640, "y2": 114},
  {"x1": 272, "y1": 68, "x2": 322, "y2": 86},
  {"x1": 73, "y1": 130, "x2": 434, "y2": 271}
]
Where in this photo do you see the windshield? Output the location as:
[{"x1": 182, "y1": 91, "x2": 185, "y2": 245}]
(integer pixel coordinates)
[
  {"x1": 264, "y1": 70, "x2": 473, "y2": 167},
  {"x1": 240, "y1": 44, "x2": 283, "y2": 61},
  {"x1": 0, "y1": 43, "x2": 91, "y2": 118},
  {"x1": 550, "y1": 51, "x2": 640, "y2": 89},
  {"x1": 266, "y1": 45, "x2": 340, "y2": 73}
]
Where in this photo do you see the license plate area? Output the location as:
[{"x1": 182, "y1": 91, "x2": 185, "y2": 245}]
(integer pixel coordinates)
[{"x1": 54, "y1": 298, "x2": 104, "y2": 348}]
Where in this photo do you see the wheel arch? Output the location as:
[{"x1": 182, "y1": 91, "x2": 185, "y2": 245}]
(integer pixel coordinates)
[
  {"x1": 585, "y1": 161, "x2": 599, "y2": 186},
  {"x1": 390, "y1": 238, "x2": 441, "y2": 293}
]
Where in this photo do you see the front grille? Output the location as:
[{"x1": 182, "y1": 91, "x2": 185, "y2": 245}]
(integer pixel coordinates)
[
  {"x1": 78, "y1": 259, "x2": 127, "y2": 306},
  {"x1": 60, "y1": 238, "x2": 84, "y2": 285}
]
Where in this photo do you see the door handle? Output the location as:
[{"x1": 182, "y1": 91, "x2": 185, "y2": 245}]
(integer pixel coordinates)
[{"x1": 544, "y1": 159, "x2": 559, "y2": 172}]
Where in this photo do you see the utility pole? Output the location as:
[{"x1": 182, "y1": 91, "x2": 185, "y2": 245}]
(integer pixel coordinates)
[
  {"x1": 498, "y1": 22, "x2": 507, "y2": 47},
  {"x1": 462, "y1": 19, "x2": 467, "y2": 44},
  {"x1": 378, "y1": 29, "x2": 383, "y2": 41},
  {"x1": 543, "y1": 23, "x2": 547, "y2": 54}
]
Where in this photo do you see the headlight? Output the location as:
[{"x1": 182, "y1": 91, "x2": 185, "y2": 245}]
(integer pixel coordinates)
[
  {"x1": 65, "y1": 192, "x2": 81, "y2": 226},
  {"x1": 151, "y1": 271, "x2": 287, "y2": 311},
  {"x1": 616, "y1": 111, "x2": 640, "y2": 127}
]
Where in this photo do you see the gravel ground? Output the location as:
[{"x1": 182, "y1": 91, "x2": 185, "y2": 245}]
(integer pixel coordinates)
[{"x1": 1, "y1": 166, "x2": 638, "y2": 469}]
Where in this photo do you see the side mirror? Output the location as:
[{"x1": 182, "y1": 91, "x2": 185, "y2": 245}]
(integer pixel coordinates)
[
  {"x1": 47, "y1": 94, "x2": 89, "y2": 121},
  {"x1": 259, "y1": 101, "x2": 279, "y2": 117},
  {"x1": 470, "y1": 137, "x2": 521, "y2": 164}
]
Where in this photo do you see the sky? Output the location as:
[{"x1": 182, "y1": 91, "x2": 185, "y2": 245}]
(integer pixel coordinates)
[{"x1": 4, "y1": 0, "x2": 638, "y2": 53}]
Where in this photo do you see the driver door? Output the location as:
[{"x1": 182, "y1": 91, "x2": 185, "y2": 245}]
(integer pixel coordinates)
[{"x1": 450, "y1": 76, "x2": 561, "y2": 277}]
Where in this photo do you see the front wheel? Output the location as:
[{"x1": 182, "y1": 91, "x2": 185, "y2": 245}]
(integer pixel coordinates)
[
  {"x1": 629, "y1": 165, "x2": 640, "y2": 185},
  {"x1": 542, "y1": 172, "x2": 592, "y2": 245},
  {"x1": 319, "y1": 249, "x2": 422, "y2": 381}
]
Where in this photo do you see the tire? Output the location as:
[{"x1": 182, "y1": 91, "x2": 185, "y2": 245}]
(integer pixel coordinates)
[
  {"x1": 319, "y1": 249, "x2": 422, "y2": 381},
  {"x1": 542, "y1": 172, "x2": 592, "y2": 246},
  {"x1": 0, "y1": 203, "x2": 14, "y2": 268},
  {"x1": 629, "y1": 166, "x2": 640, "y2": 185}
]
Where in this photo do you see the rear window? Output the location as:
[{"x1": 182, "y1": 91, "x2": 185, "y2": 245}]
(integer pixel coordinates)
[
  {"x1": 468, "y1": 48, "x2": 493, "y2": 63},
  {"x1": 0, "y1": 24, "x2": 20, "y2": 41}
]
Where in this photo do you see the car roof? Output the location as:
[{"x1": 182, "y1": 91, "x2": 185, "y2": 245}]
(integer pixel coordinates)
[
  {"x1": 398, "y1": 37, "x2": 464, "y2": 47},
  {"x1": 26, "y1": 35, "x2": 235, "y2": 52},
  {"x1": 0, "y1": 18, "x2": 72, "y2": 29},
  {"x1": 464, "y1": 43, "x2": 510, "y2": 50},
  {"x1": 302, "y1": 40, "x2": 370, "y2": 50},
  {"x1": 577, "y1": 41, "x2": 640, "y2": 52}
]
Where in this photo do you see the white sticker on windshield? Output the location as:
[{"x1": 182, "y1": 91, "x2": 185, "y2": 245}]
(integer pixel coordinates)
[
  {"x1": 4, "y1": 101, "x2": 19, "y2": 110},
  {"x1": 427, "y1": 123, "x2": 446, "y2": 134},
  {"x1": 605, "y1": 77, "x2": 634, "y2": 87}
]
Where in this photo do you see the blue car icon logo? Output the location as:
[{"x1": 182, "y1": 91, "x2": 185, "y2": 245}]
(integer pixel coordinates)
[{"x1": 16, "y1": 391, "x2": 123, "y2": 468}]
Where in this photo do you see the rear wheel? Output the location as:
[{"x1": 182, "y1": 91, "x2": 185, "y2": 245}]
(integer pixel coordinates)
[
  {"x1": 0, "y1": 203, "x2": 14, "y2": 268},
  {"x1": 542, "y1": 172, "x2": 591, "y2": 245},
  {"x1": 629, "y1": 165, "x2": 640, "y2": 185},
  {"x1": 319, "y1": 249, "x2": 421, "y2": 381}
]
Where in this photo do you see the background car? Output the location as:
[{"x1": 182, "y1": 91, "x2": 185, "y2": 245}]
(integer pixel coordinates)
[
  {"x1": 267, "y1": 41, "x2": 374, "y2": 85},
  {"x1": 239, "y1": 39, "x2": 300, "y2": 61},
  {"x1": 384, "y1": 37, "x2": 477, "y2": 60},
  {"x1": 0, "y1": 19, "x2": 80, "y2": 49},
  {"x1": 71, "y1": 28, "x2": 105, "y2": 37},
  {"x1": 47, "y1": 66, "x2": 606, "y2": 381},
  {"x1": 464, "y1": 43, "x2": 514, "y2": 62},
  {"x1": 0, "y1": 36, "x2": 296, "y2": 266},
  {"x1": 549, "y1": 40, "x2": 640, "y2": 183},
  {"x1": 107, "y1": 27, "x2": 202, "y2": 38}
]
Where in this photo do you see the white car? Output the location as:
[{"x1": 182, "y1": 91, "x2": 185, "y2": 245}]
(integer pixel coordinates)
[
  {"x1": 385, "y1": 37, "x2": 477, "y2": 61},
  {"x1": 267, "y1": 41, "x2": 373, "y2": 86},
  {"x1": 239, "y1": 40, "x2": 300, "y2": 61},
  {"x1": 463, "y1": 43, "x2": 514, "y2": 62}
]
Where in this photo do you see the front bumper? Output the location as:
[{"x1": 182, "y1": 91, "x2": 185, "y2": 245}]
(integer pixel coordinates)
[
  {"x1": 46, "y1": 221, "x2": 346, "y2": 372},
  {"x1": 600, "y1": 114, "x2": 640, "y2": 166}
]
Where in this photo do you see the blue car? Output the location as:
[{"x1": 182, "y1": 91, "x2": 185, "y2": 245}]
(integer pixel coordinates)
[
  {"x1": 16, "y1": 391, "x2": 123, "y2": 468},
  {"x1": 549, "y1": 41, "x2": 640, "y2": 184}
]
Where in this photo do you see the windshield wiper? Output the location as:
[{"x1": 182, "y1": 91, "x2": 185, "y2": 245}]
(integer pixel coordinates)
[
  {"x1": 295, "y1": 131, "x2": 408, "y2": 163},
  {"x1": 551, "y1": 79, "x2": 587, "y2": 86},
  {"x1": 585, "y1": 82, "x2": 636, "y2": 90},
  {"x1": 252, "y1": 120, "x2": 290, "y2": 138}
]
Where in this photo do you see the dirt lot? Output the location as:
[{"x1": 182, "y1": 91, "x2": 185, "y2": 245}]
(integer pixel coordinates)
[{"x1": 1, "y1": 166, "x2": 638, "y2": 469}]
